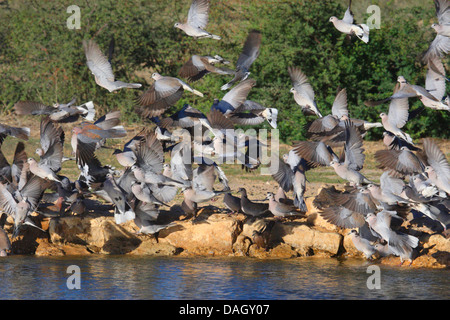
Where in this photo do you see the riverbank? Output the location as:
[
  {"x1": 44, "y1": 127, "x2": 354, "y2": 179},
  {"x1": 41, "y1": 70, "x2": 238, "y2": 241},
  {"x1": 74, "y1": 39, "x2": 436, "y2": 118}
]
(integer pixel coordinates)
[{"x1": 4, "y1": 186, "x2": 449, "y2": 269}]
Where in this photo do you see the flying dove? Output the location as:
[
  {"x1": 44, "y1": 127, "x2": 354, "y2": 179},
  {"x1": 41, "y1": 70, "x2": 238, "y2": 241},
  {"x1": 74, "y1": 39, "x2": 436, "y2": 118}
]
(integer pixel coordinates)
[
  {"x1": 423, "y1": 138, "x2": 450, "y2": 195},
  {"x1": 423, "y1": 0, "x2": 450, "y2": 63},
  {"x1": 174, "y1": 0, "x2": 221, "y2": 40},
  {"x1": 329, "y1": 0, "x2": 370, "y2": 43},
  {"x1": 0, "y1": 123, "x2": 30, "y2": 141},
  {"x1": 288, "y1": 66, "x2": 322, "y2": 117},
  {"x1": 424, "y1": 56, "x2": 450, "y2": 110},
  {"x1": 178, "y1": 54, "x2": 234, "y2": 82},
  {"x1": 136, "y1": 73, "x2": 203, "y2": 118},
  {"x1": 71, "y1": 110, "x2": 127, "y2": 154},
  {"x1": 221, "y1": 30, "x2": 261, "y2": 90},
  {"x1": 366, "y1": 210, "x2": 419, "y2": 266},
  {"x1": 0, "y1": 174, "x2": 48, "y2": 238},
  {"x1": 348, "y1": 230, "x2": 376, "y2": 259},
  {"x1": 83, "y1": 39, "x2": 142, "y2": 92},
  {"x1": 14, "y1": 98, "x2": 96, "y2": 123}
]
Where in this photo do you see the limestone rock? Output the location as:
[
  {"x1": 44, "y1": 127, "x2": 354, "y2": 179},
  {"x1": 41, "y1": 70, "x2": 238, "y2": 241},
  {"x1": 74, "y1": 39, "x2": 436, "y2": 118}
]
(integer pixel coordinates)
[
  {"x1": 273, "y1": 222, "x2": 343, "y2": 256},
  {"x1": 49, "y1": 215, "x2": 141, "y2": 254},
  {"x1": 159, "y1": 213, "x2": 243, "y2": 256}
]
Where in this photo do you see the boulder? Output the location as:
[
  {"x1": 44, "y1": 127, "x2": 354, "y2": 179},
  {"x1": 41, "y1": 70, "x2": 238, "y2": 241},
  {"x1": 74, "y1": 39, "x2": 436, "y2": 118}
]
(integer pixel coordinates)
[
  {"x1": 158, "y1": 213, "x2": 243, "y2": 256},
  {"x1": 273, "y1": 222, "x2": 343, "y2": 256},
  {"x1": 49, "y1": 215, "x2": 141, "y2": 254}
]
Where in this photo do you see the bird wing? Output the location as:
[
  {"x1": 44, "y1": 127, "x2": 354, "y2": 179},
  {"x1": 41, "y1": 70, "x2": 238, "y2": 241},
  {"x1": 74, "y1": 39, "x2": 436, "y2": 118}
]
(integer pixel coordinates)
[
  {"x1": 343, "y1": 120, "x2": 365, "y2": 171},
  {"x1": 221, "y1": 78, "x2": 256, "y2": 109},
  {"x1": 331, "y1": 88, "x2": 349, "y2": 118},
  {"x1": 187, "y1": 0, "x2": 210, "y2": 29},
  {"x1": 236, "y1": 30, "x2": 262, "y2": 71},
  {"x1": 19, "y1": 174, "x2": 47, "y2": 210},
  {"x1": 342, "y1": 2, "x2": 354, "y2": 24},
  {"x1": 134, "y1": 132, "x2": 164, "y2": 174},
  {"x1": 293, "y1": 141, "x2": 336, "y2": 167},
  {"x1": 375, "y1": 149, "x2": 423, "y2": 175},
  {"x1": 387, "y1": 93, "x2": 409, "y2": 129},
  {"x1": 426, "y1": 56, "x2": 447, "y2": 100},
  {"x1": 0, "y1": 183, "x2": 18, "y2": 217},
  {"x1": 423, "y1": 138, "x2": 450, "y2": 181},
  {"x1": 83, "y1": 39, "x2": 115, "y2": 81},
  {"x1": 319, "y1": 206, "x2": 365, "y2": 229},
  {"x1": 436, "y1": 0, "x2": 450, "y2": 24},
  {"x1": 332, "y1": 189, "x2": 377, "y2": 215},
  {"x1": 13, "y1": 101, "x2": 54, "y2": 115},
  {"x1": 270, "y1": 156, "x2": 294, "y2": 192},
  {"x1": 288, "y1": 66, "x2": 315, "y2": 101},
  {"x1": 379, "y1": 171, "x2": 405, "y2": 196}
]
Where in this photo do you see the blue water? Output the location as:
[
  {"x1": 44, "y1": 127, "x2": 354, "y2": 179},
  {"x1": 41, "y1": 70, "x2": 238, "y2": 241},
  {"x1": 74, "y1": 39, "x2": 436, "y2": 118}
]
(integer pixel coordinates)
[{"x1": 0, "y1": 255, "x2": 448, "y2": 299}]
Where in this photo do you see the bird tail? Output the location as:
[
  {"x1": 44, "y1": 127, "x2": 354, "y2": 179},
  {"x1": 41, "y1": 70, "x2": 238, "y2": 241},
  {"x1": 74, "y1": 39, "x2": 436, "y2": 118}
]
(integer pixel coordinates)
[
  {"x1": 209, "y1": 34, "x2": 221, "y2": 40},
  {"x1": 10, "y1": 126, "x2": 31, "y2": 140},
  {"x1": 363, "y1": 122, "x2": 383, "y2": 130},
  {"x1": 106, "y1": 126, "x2": 128, "y2": 139},
  {"x1": 221, "y1": 82, "x2": 233, "y2": 91},
  {"x1": 357, "y1": 24, "x2": 370, "y2": 43},
  {"x1": 294, "y1": 195, "x2": 307, "y2": 212},
  {"x1": 78, "y1": 101, "x2": 96, "y2": 122},
  {"x1": 114, "y1": 207, "x2": 135, "y2": 224},
  {"x1": 192, "y1": 89, "x2": 204, "y2": 97}
]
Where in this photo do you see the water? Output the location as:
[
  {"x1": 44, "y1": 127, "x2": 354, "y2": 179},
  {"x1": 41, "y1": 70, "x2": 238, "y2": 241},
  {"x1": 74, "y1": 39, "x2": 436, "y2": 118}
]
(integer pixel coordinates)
[{"x1": 0, "y1": 255, "x2": 448, "y2": 300}]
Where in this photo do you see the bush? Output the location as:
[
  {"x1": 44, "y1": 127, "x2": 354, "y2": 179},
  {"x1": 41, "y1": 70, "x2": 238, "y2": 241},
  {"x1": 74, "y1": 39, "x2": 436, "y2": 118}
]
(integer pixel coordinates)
[{"x1": 0, "y1": 0, "x2": 447, "y2": 141}]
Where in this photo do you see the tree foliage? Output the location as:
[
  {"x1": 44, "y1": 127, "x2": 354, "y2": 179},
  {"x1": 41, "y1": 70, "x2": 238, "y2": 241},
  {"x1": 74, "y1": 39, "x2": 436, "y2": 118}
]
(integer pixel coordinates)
[{"x1": 0, "y1": 0, "x2": 448, "y2": 142}]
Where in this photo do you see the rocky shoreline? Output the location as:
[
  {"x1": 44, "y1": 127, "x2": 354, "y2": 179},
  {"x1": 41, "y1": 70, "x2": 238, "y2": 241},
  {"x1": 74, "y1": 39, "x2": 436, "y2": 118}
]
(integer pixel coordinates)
[{"x1": 3, "y1": 187, "x2": 449, "y2": 269}]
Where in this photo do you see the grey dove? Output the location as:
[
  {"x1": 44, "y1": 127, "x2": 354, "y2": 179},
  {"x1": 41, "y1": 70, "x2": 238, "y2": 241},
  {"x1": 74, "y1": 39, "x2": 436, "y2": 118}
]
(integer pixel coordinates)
[
  {"x1": 329, "y1": 0, "x2": 369, "y2": 43},
  {"x1": 83, "y1": 39, "x2": 142, "y2": 92},
  {"x1": 221, "y1": 30, "x2": 261, "y2": 90},
  {"x1": 348, "y1": 230, "x2": 376, "y2": 259},
  {"x1": 366, "y1": 210, "x2": 419, "y2": 266},
  {"x1": 288, "y1": 66, "x2": 322, "y2": 117},
  {"x1": 174, "y1": 0, "x2": 221, "y2": 40}
]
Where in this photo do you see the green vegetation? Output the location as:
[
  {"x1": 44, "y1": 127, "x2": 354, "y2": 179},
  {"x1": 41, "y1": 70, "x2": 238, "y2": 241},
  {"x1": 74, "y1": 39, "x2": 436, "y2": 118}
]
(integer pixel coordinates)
[{"x1": 0, "y1": 0, "x2": 448, "y2": 142}]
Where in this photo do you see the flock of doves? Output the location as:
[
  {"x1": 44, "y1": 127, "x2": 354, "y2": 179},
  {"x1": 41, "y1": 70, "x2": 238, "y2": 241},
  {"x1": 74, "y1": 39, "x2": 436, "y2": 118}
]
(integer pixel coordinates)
[{"x1": 0, "y1": 0, "x2": 449, "y2": 264}]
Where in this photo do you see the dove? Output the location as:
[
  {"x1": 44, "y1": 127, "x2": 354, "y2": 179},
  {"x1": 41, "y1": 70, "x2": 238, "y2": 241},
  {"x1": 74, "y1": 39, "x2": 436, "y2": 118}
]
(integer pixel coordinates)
[
  {"x1": 223, "y1": 192, "x2": 242, "y2": 214},
  {"x1": 136, "y1": 73, "x2": 203, "y2": 118},
  {"x1": 423, "y1": 0, "x2": 450, "y2": 63},
  {"x1": 238, "y1": 188, "x2": 270, "y2": 217},
  {"x1": 221, "y1": 30, "x2": 261, "y2": 90},
  {"x1": 423, "y1": 138, "x2": 450, "y2": 195},
  {"x1": 252, "y1": 220, "x2": 275, "y2": 250},
  {"x1": 174, "y1": 0, "x2": 221, "y2": 40},
  {"x1": 14, "y1": 99, "x2": 96, "y2": 123},
  {"x1": 348, "y1": 230, "x2": 376, "y2": 259},
  {"x1": 329, "y1": 0, "x2": 369, "y2": 43},
  {"x1": 288, "y1": 66, "x2": 322, "y2": 117},
  {"x1": 266, "y1": 192, "x2": 300, "y2": 218},
  {"x1": 178, "y1": 54, "x2": 234, "y2": 82},
  {"x1": 366, "y1": 210, "x2": 419, "y2": 266},
  {"x1": 0, "y1": 175, "x2": 48, "y2": 238},
  {"x1": 83, "y1": 39, "x2": 142, "y2": 92}
]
